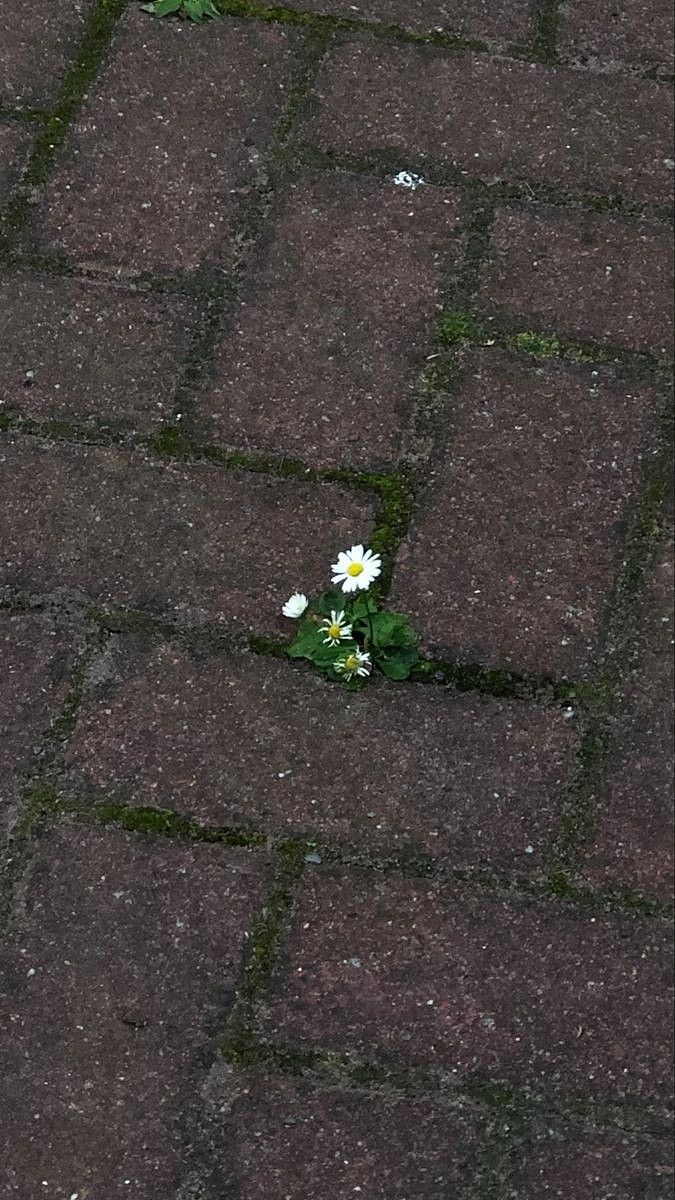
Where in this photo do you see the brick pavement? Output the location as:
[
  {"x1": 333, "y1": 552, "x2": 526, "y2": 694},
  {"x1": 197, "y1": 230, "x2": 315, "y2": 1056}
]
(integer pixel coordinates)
[{"x1": 0, "y1": 1, "x2": 673, "y2": 1196}]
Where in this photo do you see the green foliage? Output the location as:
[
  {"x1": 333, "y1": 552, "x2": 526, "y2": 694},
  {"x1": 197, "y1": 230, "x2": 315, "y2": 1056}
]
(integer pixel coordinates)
[
  {"x1": 141, "y1": 0, "x2": 219, "y2": 20},
  {"x1": 286, "y1": 592, "x2": 420, "y2": 685}
]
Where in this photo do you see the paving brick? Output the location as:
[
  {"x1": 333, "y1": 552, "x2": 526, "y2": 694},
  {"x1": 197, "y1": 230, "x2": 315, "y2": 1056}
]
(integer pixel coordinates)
[
  {"x1": 0, "y1": 123, "x2": 31, "y2": 203},
  {"x1": 196, "y1": 171, "x2": 462, "y2": 470},
  {"x1": 0, "y1": 274, "x2": 195, "y2": 428},
  {"x1": 304, "y1": 41, "x2": 674, "y2": 204},
  {"x1": 479, "y1": 208, "x2": 675, "y2": 357},
  {"x1": 213, "y1": 1068, "x2": 481, "y2": 1198},
  {"x1": 505, "y1": 1128, "x2": 674, "y2": 1199},
  {"x1": 0, "y1": 614, "x2": 75, "y2": 840},
  {"x1": 559, "y1": 0, "x2": 675, "y2": 68},
  {"x1": 0, "y1": 438, "x2": 375, "y2": 628},
  {"x1": 390, "y1": 350, "x2": 660, "y2": 677},
  {"x1": 581, "y1": 542, "x2": 674, "y2": 899},
  {"x1": 263, "y1": 870, "x2": 674, "y2": 1102},
  {"x1": 282, "y1": 0, "x2": 531, "y2": 41},
  {"x1": 38, "y1": 10, "x2": 298, "y2": 274},
  {"x1": 0, "y1": 0, "x2": 93, "y2": 106},
  {"x1": 0, "y1": 824, "x2": 266, "y2": 1199},
  {"x1": 65, "y1": 645, "x2": 578, "y2": 871}
]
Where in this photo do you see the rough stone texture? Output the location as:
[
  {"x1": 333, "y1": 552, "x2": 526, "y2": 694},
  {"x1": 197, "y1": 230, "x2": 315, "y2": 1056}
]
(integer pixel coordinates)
[
  {"x1": 215, "y1": 1069, "x2": 481, "y2": 1197},
  {"x1": 66, "y1": 645, "x2": 578, "y2": 871},
  {"x1": 0, "y1": 275, "x2": 195, "y2": 428},
  {"x1": 581, "y1": 542, "x2": 674, "y2": 899},
  {"x1": 196, "y1": 171, "x2": 462, "y2": 470},
  {"x1": 559, "y1": 0, "x2": 675, "y2": 68},
  {"x1": 304, "y1": 42, "x2": 674, "y2": 204},
  {"x1": 505, "y1": 1129, "x2": 675, "y2": 1199},
  {"x1": 390, "y1": 351, "x2": 660, "y2": 677},
  {"x1": 0, "y1": 0, "x2": 93, "y2": 106},
  {"x1": 479, "y1": 208, "x2": 675, "y2": 357},
  {"x1": 38, "y1": 11, "x2": 298, "y2": 274},
  {"x1": 0, "y1": 123, "x2": 31, "y2": 202},
  {"x1": 0, "y1": 438, "x2": 375, "y2": 628},
  {"x1": 0, "y1": 615, "x2": 74, "y2": 840},
  {"x1": 263, "y1": 870, "x2": 674, "y2": 1102},
  {"x1": 282, "y1": 0, "x2": 532, "y2": 41},
  {"x1": 0, "y1": 825, "x2": 266, "y2": 1199}
]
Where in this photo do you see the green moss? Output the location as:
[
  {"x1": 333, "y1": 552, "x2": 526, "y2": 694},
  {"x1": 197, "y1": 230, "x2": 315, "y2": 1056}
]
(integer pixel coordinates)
[
  {"x1": 369, "y1": 475, "x2": 414, "y2": 595},
  {"x1": 240, "y1": 841, "x2": 306, "y2": 996},
  {"x1": 152, "y1": 424, "x2": 193, "y2": 460},
  {"x1": 0, "y1": 0, "x2": 126, "y2": 256},
  {"x1": 410, "y1": 655, "x2": 578, "y2": 705},
  {"x1": 438, "y1": 308, "x2": 484, "y2": 350},
  {"x1": 248, "y1": 634, "x2": 287, "y2": 658},
  {"x1": 531, "y1": 0, "x2": 559, "y2": 62},
  {"x1": 546, "y1": 870, "x2": 673, "y2": 919},
  {"x1": 510, "y1": 331, "x2": 561, "y2": 358},
  {"x1": 546, "y1": 868, "x2": 578, "y2": 900},
  {"x1": 68, "y1": 799, "x2": 266, "y2": 846},
  {"x1": 215, "y1": 0, "x2": 485, "y2": 50},
  {"x1": 222, "y1": 841, "x2": 306, "y2": 1061},
  {"x1": 22, "y1": 780, "x2": 61, "y2": 815}
]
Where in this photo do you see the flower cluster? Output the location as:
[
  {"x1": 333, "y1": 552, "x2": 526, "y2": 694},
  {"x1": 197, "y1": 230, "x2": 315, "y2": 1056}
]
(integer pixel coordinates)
[{"x1": 281, "y1": 543, "x2": 419, "y2": 686}]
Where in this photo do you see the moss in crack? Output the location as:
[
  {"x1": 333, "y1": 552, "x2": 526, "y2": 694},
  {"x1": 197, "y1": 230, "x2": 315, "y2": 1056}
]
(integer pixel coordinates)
[
  {"x1": 63, "y1": 799, "x2": 267, "y2": 847},
  {"x1": 0, "y1": 781, "x2": 60, "y2": 931},
  {"x1": 0, "y1": 0, "x2": 126, "y2": 255},
  {"x1": 248, "y1": 634, "x2": 287, "y2": 659},
  {"x1": 508, "y1": 329, "x2": 660, "y2": 368},
  {"x1": 510, "y1": 331, "x2": 562, "y2": 358},
  {"x1": 438, "y1": 307, "x2": 485, "y2": 351},
  {"x1": 223, "y1": 841, "x2": 306, "y2": 1060},
  {"x1": 548, "y1": 714, "x2": 608, "y2": 875},
  {"x1": 152, "y1": 423, "x2": 193, "y2": 460},
  {"x1": 410, "y1": 655, "x2": 579, "y2": 705},
  {"x1": 369, "y1": 474, "x2": 414, "y2": 595},
  {"x1": 215, "y1": 0, "x2": 486, "y2": 50},
  {"x1": 546, "y1": 870, "x2": 673, "y2": 919},
  {"x1": 531, "y1": 0, "x2": 560, "y2": 63}
]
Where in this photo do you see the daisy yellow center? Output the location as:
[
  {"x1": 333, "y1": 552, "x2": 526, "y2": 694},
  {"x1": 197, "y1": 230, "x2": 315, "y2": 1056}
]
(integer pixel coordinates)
[
  {"x1": 345, "y1": 654, "x2": 360, "y2": 670},
  {"x1": 328, "y1": 623, "x2": 342, "y2": 639},
  {"x1": 346, "y1": 562, "x2": 364, "y2": 577}
]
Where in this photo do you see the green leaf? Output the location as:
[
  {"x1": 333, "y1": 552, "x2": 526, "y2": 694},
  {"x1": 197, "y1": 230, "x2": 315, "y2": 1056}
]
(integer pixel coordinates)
[
  {"x1": 286, "y1": 620, "x2": 323, "y2": 659},
  {"x1": 375, "y1": 645, "x2": 420, "y2": 680},
  {"x1": 202, "y1": 0, "x2": 220, "y2": 13},
  {"x1": 367, "y1": 611, "x2": 416, "y2": 650},
  {"x1": 149, "y1": 0, "x2": 182, "y2": 14},
  {"x1": 312, "y1": 590, "x2": 347, "y2": 618},
  {"x1": 183, "y1": 0, "x2": 207, "y2": 18},
  {"x1": 351, "y1": 593, "x2": 378, "y2": 620}
]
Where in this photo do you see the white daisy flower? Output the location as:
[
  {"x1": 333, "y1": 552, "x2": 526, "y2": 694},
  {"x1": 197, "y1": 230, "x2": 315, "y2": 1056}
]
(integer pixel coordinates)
[
  {"x1": 331, "y1": 544, "x2": 382, "y2": 593},
  {"x1": 281, "y1": 592, "x2": 308, "y2": 619},
  {"x1": 335, "y1": 649, "x2": 372, "y2": 680},
  {"x1": 320, "y1": 609, "x2": 353, "y2": 646}
]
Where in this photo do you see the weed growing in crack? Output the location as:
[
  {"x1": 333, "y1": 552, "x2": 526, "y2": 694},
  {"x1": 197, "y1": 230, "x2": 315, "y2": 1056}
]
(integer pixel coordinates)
[
  {"x1": 282, "y1": 542, "x2": 420, "y2": 685},
  {"x1": 141, "y1": 0, "x2": 219, "y2": 19}
]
